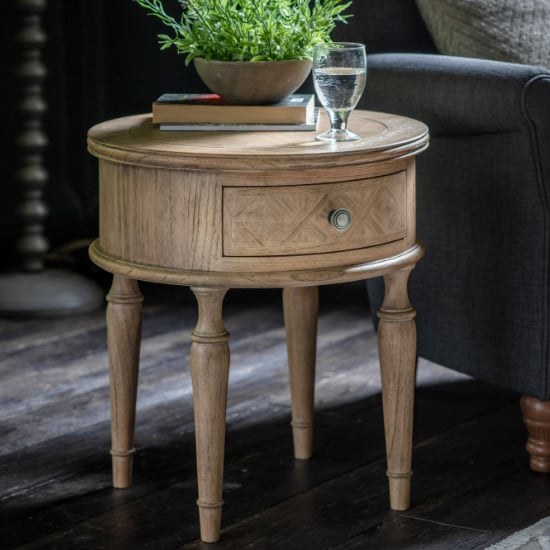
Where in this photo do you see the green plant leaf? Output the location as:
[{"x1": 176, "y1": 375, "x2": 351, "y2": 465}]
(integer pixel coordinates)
[{"x1": 131, "y1": 0, "x2": 353, "y2": 62}]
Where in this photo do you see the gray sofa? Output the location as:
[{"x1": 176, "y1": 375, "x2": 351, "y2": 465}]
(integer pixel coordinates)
[{"x1": 333, "y1": 1, "x2": 550, "y2": 470}]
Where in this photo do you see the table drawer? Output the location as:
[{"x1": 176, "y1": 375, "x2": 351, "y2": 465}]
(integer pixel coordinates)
[{"x1": 223, "y1": 172, "x2": 407, "y2": 257}]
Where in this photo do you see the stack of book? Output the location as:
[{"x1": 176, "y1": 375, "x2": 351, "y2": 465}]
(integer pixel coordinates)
[{"x1": 152, "y1": 93, "x2": 318, "y2": 132}]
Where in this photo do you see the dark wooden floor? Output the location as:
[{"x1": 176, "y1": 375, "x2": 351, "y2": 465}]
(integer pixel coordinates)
[{"x1": 2, "y1": 277, "x2": 550, "y2": 549}]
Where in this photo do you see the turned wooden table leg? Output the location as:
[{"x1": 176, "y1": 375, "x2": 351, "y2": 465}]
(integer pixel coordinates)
[
  {"x1": 377, "y1": 266, "x2": 417, "y2": 511},
  {"x1": 520, "y1": 395, "x2": 550, "y2": 473},
  {"x1": 190, "y1": 286, "x2": 230, "y2": 543},
  {"x1": 106, "y1": 274, "x2": 143, "y2": 489},
  {"x1": 283, "y1": 286, "x2": 319, "y2": 460}
]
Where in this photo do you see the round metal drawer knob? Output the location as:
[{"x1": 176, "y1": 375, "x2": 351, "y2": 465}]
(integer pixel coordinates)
[{"x1": 330, "y1": 208, "x2": 352, "y2": 231}]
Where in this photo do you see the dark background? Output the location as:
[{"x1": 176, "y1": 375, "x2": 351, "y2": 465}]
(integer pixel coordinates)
[
  {"x1": 0, "y1": 0, "x2": 432, "y2": 272},
  {"x1": 1, "y1": 0, "x2": 208, "y2": 270}
]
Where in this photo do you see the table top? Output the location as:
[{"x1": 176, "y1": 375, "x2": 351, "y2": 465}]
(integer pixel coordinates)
[
  {"x1": 88, "y1": 109, "x2": 428, "y2": 285},
  {"x1": 87, "y1": 110, "x2": 429, "y2": 171}
]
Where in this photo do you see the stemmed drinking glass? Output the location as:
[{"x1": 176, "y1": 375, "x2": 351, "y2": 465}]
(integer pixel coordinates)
[{"x1": 312, "y1": 42, "x2": 367, "y2": 142}]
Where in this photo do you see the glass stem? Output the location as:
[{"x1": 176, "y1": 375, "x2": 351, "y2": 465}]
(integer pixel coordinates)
[{"x1": 328, "y1": 110, "x2": 351, "y2": 132}]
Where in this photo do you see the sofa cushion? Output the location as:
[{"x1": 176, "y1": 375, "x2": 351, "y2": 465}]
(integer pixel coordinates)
[{"x1": 416, "y1": 0, "x2": 550, "y2": 68}]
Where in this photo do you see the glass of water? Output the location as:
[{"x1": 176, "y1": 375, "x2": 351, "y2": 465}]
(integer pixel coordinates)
[{"x1": 312, "y1": 42, "x2": 367, "y2": 142}]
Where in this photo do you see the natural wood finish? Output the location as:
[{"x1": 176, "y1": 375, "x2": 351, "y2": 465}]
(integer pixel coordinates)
[
  {"x1": 105, "y1": 274, "x2": 143, "y2": 488},
  {"x1": 1, "y1": 282, "x2": 532, "y2": 549},
  {"x1": 377, "y1": 266, "x2": 417, "y2": 510},
  {"x1": 283, "y1": 286, "x2": 319, "y2": 459},
  {"x1": 89, "y1": 240, "x2": 424, "y2": 290},
  {"x1": 520, "y1": 395, "x2": 550, "y2": 473},
  {"x1": 1, "y1": 287, "x2": 531, "y2": 548},
  {"x1": 223, "y1": 173, "x2": 407, "y2": 257},
  {"x1": 190, "y1": 286, "x2": 230, "y2": 543},
  {"x1": 94, "y1": 161, "x2": 417, "y2": 274},
  {"x1": 88, "y1": 111, "x2": 426, "y2": 275},
  {"x1": 87, "y1": 111, "x2": 429, "y2": 172},
  {"x1": 0, "y1": 284, "x2": 536, "y2": 550},
  {"x1": 97, "y1": 162, "x2": 224, "y2": 272},
  {"x1": 87, "y1": 111, "x2": 428, "y2": 542}
]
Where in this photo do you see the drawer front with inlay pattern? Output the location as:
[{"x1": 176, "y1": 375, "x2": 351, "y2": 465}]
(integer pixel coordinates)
[{"x1": 223, "y1": 172, "x2": 407, "y2": 257}]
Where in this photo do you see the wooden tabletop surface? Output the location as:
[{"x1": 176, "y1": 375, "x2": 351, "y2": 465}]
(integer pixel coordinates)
[{"x1": 87, "y1": 110, "x2": 429, "y2": 171}]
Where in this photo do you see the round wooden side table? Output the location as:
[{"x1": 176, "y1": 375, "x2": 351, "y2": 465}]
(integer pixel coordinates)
[{"x1": 87, "y1": 110, "x2": 429, "y2": 543}]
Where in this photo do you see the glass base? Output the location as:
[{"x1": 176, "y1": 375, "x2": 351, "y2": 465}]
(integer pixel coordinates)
[{"x1": 315, "y1": 128, "x2": 361, "y2": 142}]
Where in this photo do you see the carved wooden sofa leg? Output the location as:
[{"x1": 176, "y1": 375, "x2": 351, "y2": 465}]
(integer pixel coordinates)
[{"x1": 520, "y1": 395, "x2": 550, "y2": 473}]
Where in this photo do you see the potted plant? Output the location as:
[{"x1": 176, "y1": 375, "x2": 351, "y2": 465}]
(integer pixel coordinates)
[{"x1": 132, "y1": 0, "x2": 353, "y2": 104}]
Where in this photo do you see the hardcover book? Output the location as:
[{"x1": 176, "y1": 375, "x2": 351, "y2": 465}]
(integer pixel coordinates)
[
  {"x1": 159, "y1": 108, "x2": 319, "y2": 132},
  {"x1": 152, "y1": 93, "x2": 315, "y2": 125}
]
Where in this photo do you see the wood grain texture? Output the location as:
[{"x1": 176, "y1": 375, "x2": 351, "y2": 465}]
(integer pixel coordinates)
[
  {"x1": 87, "y1": 111, "x2": 429, "y2": 172},
  {"x1": 0, "y1": 283, "x2": 533, "y2": 549},
  {"x1": 521, "y1": 395, "x2": 550, "y2": 472},
  {"x1": 283, "y1": 286, "x2": 319, "y2": 460},
  {"x1": 106, "y1": 275, "x2": 143, "y2": 488},
  {"x1": 377, "y1": 266, "x2": 417, "y2": 511},
  {"x1": 86, "y1": 111, "x2": 429, "y2": 543},
  {"x1": 190, "y1": 287, "x2": 230, "y2": 543},
  {"x1": 90, "y1": 113, "x2": 423, "y2": 274},
  {"x1": 98, "y1": 162, "x2": 223, "y2": 272},
  {"x1": 89, "y1": 240, "x2": 425, "y2": 289},
  {"x1": 223, "y1": 173, "x2": 407, "y2": 257}
]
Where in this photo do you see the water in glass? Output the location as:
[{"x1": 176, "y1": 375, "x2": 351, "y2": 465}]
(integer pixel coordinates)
[{"x1": 313, "y1": 42, "x2": 367, "y2": 142}]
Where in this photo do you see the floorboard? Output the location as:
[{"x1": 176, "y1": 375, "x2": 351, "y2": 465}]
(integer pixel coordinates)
[{"x1": 0, "y1": 280, "x2": 545, "y2": 549}]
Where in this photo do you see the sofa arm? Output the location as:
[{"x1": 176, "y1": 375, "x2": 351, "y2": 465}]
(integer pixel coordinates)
[
  {"x1": 364, "y1": 53, "x2": 550, "y2": 397},
  {"x1": 363, "y1": 53, "x2": 550, "y2": 136}
]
